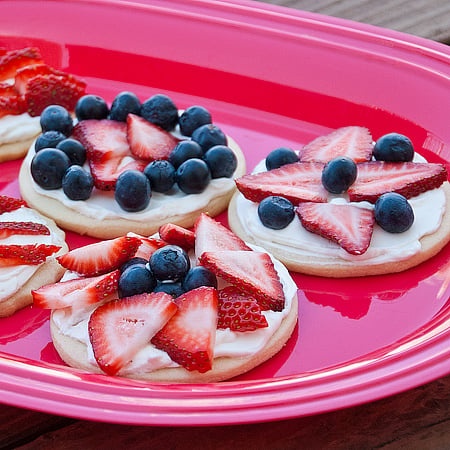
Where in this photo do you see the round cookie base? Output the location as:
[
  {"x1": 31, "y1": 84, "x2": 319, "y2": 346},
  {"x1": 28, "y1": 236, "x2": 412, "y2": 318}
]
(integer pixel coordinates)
[
  {"x1": 50, "y1": 293, "x2": 298, "y2": 383},
  {"x1": 19, "y1": 137, "x2": 247, "y2": 239},
  {"x1": 227, "y1": 182, "x2": 450, "y2": 278},
  {"x1": 0, "y1": 136, "x2": 38, "y2": 163}
]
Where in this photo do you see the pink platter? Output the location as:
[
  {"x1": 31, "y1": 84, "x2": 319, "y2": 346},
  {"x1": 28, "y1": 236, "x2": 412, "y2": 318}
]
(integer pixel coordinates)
[{"x1": 0, "y1": 0, "x2": 449, "y2": 426}]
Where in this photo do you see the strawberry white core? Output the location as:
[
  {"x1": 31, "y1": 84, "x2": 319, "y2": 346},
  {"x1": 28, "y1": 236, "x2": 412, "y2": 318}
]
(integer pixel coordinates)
[{"x1": 0, "y1": 113, "x2": 40, "y2": 146}]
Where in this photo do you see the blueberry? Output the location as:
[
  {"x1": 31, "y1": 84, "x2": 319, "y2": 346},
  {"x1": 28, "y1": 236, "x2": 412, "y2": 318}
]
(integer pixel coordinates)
[
  {"x1": 179, "y1": 106, "x2": 212, "y2": 137},
  {"x1": 168, "y1": 140, "x2": 203, "y2": 169},
  {"x1": 109, "y1": 91, "x2": 141, "y2": 122},
  {"x1": 35, "y1": 131, "x2": 67, "y2": 152},
  {"x1": 321, "y1": 156, "x2": 357, "y2": 194},
  {"x1": 374, "y1": 192, "x2": 414, "y2": 233},
  {"x1": 31, "y1": 148, "x2": 71, "y2": 190},
  {"x1": 191, "y1": 124, "x2": 227, "y2": 153},
  {"x1": 373, "y1": 133, "x2": 414, "y2": 162},
  {"x1": 149, "y1": 245, "x2": 190, "y2": 282},
  {"x1": 176, "y1": 158, "x2": 211, "y2": 194},
  {"x1": 265, "y1": 147, "x2": 299, "y2": 170},
  {"x1": 204, "y1": 145, "x2": 237, "y2": 178},
  {"x1": 118, "y1": 265, "x2": 156, "y2": 298},
  {"x1": 40, "y1": 105, "x2": 73, "y2": 136},
  {"x1": 182, "y1": 266, "x2": 217, "y2": 291},
  {"x1": 75, "y1": 94, "x2": 109, "y2": 121},
  {"x1": 114, "y1": 169, "x2": 151, "y2": 212},
  {"x1": 141, "y1": 94, "x2": 178, "y2": 131},
  {"x1": 62, "y1": 165, "x2": 94, "y2": 200},
  {"x1": 143, "y1": 160, "x2": 176, "y2": 193},
  {"x1": 257, "y1": 196, "x2": 295, "y2": 229},
  {"x1": 120, "y1": 257, "x2": 149, "y2": 273},
  {"x1": 56, "y1": 138, "x2": 86, "y2": 166},
  {"x1": 153, "y1": 281, "x2": 185, "y2": 298}
]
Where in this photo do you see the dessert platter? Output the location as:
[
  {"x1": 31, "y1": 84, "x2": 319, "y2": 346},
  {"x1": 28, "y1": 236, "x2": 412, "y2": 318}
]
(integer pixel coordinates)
[{"x1": 0, "y1": 0, "x2": 448, "y2": 427}]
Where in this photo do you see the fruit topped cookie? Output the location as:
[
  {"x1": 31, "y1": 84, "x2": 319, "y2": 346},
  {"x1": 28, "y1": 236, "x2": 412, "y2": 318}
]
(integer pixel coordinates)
[
  {"x1": 19, "y1": 93, "x2": 246, "y2": 239},
  {"x1": 228, "y1": 127, "x2": 450, "y2": 277}
]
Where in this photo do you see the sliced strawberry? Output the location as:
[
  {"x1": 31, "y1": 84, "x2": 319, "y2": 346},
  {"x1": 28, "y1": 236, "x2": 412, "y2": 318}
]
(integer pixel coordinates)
[
  {"x1": 199, "y1": 251, "x2": 285, "y2": 312},
  {"x1": 73, "y1": 120, "x2": 147, "y2": 190},
  {"x1": 296, "y1": 202, "x2": 375, "y2": 255},
  {"x1": 0, "y1": 221, "x2": 49, "y2": 239},
  {"x1": 0, "y1": 195, "x2": 26, "y2": 213},
  {"x1": 348, "y1": 162, "x2": 448, "y2": 203},
  {"x1": 0, "y1": 94, "x2": 26, "y2": 118},
  {"x1": 57, "y1": 236, "x2": 140, "y2": 276},
  {"x1": 126, "y1": 232, "x2": 166, "y2": 259},
  {"x1": 14, "y1": 63, "x2": 55, "y2": 95},
  {"x1": 0, "y1": 47, "x2": 43, "y2": 82},
  {"x1": 127, "y1": 114, "x2": 179, "y2": 161},
  {"x1": 299, "y1": 126, "x2": 373, "y2": 163},
  {"x1": 194, "y1": 213, "x2": 251, "y2": 259},
  {"x1": 32, "y1": 270, "x2": 120, "y2": 310},
  {"x1": 236, "y1": 162, "x2": 328, "y2": 205},
  {"x1": 218, "y1": 286, "x2": 268, "y2": 332},
  {"x1": 159, "y1": 223, "x2": 195, "y2": 250},
  {"x1": 0, "y1": 244, "x2": 61, "y2": 267},
  {"x1": 25, "y1": 72, "x2": 86, "y2": 116},
  {"x1": 0, "y1": 84, "x2": 18, "y2": 97},
  {"x1": 89, "y1": 291, "x2": 177, "y2": 376},
  {"x1": 151, "y1": 286, "x2": 218, "y2": 373}
]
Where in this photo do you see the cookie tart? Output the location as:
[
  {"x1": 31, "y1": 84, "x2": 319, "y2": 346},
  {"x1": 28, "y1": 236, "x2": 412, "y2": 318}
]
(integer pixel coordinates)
[
  {"x1": 32, "y1": 214, "x2": 297, "y2": 383},
  {"x1": 19, "y1": 93, "x2": 246, "y2": 239},
  {"x1": 228, "y1": 127, "x2": 450, "y2": 277}
]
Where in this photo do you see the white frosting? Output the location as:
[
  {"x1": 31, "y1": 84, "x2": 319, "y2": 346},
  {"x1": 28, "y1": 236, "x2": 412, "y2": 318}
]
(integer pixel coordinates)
[
  {"x1": 0, "y1": 114, "x2": 41, "y2": 145},
  {"x1": 0, "y1": 207, "x2": 65, "y2": 301},
  {"x1": 234, "y1": 154, "x2": 446, "y2": 265}
]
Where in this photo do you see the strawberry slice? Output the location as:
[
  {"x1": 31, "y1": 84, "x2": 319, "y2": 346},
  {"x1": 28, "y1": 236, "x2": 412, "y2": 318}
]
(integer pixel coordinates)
[
  {"x1": 127, "y1": 114, "x2": 179, "y2": 161},
  {"x1": 126, "y1": 232, "x2": 166, "y2": 259},
  {"x1": 348, "y1": 162, "x2": 448, "y2": 203},
  {"x1": 32, "y1": 270, "x2": 120, "y2": 309},
  {"x1": 0, "y1": 221, "x2": 49, "y2": 239},
  {"x1": 0, "y1": 84, "x2": 26, "y2": 118},
  {"x1": 0, "y1": 195, "x2": 26, "y2": 213},
  {"x1": 296, "y1": 202, "x2": 375, "y2": 255},
  {"x1": 0, "y1": 244, "x2": 61, "y2": 266},
  {"x1": 73, "y1": 120, "x2": 147, "y2": 190},
  {"x1": 159, "y1": 223, "x2": 195, "y2": 250},
  {"x1": 57, "y1": 236, "x2": 140, "y2": 276},
  {"x1": 25, "y1": 72, "x2": 86, "y2": 116},
  {"x1": 151, "y1": 286, "x2": 218, "y2": 373},
  {"x1": 236, "y1": 162, "x2": 328, "y2": 205},
  {"x1": 0, "y1": 47, "x2": 43, "y2": 82},
  {"x1": 299, "y1": 126, "x2": 373, "y2": 163},
  {"x1": 89, "y1": 291, "x2": 177, "y2": 376},
  {"x1": 14, "y1": 63, "x2": 58, "y2": 95},
  {"x1": 218, "y1": 286, "x2": 268, "y2": 332},
  {"x1": 194, "y1": 213, "x2": 251, "y2": 259},
  {"x1": 0, "y1": 84, "x2": 18, "y2": 97},
  {"x1": 199, "y1": 251, "x2": 285, "y2": 312}
]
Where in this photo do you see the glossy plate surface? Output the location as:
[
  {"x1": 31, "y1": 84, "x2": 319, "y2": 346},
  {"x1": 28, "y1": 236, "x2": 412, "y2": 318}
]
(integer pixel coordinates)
[{"x1": 0, "y1": 0, "x2": 449, "y2": 425}]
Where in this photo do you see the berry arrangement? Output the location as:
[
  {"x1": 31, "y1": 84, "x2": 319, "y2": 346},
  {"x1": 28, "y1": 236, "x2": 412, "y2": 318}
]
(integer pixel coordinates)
[
  {"x1": 236, "y1": 126, "x2": 448, "y2": 255},
  {"x1": 29, "y1": 92, "x2": 238, "y2": 211},
  {"x1": 33, "y1": 214, "x2": 286, "y2": 375}
]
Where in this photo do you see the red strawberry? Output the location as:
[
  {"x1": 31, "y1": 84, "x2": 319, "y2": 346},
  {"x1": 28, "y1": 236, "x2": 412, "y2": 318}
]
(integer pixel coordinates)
[
  {"x1": 236, "y1": 162, "x2": 328, "y2": 205},
  {"x1": 159, "y1": 223, "x2": 195, "y2": 250},
  {"x1": 0, "y1": 47, "x2": 43, "y2": 82},
  {"x1": 218, "y1": 286, "x2": 268, "y2": 332},
  {"x1": 199, "y1": 251, "x2": 285, "y2": 312},
  {"x1": 0, "y1": 195, "x2": 26, "y2": 213},
  {"x1": 348, "y1": 162, "x2": 448, "y2": 203},
  {"x1": 194, "y1": 213, "x2": 251, "y2": 259},
  {"x1": 151, "y1": 286, "x2": 218, "y2": 373},
  {"x1": 0, "y1": 84, "x2": 18, "y2": 97},
  {"x1": 0, "y1": 221, "x2": 49, "y2": 239},
  {"x1": 25, "y1": 72, "x2": 86, "y2": 116},
  {"x1": 0, "y1": 244, "x2": 61, "y2": 266},
  {"x1": 127, "y1": 114, "x2": 179, "y2": 161},
  {"x1": 299, "y1": 126, "x2": 373, "y2": 163},
  {"x1": 73, "y1": 120, "x2": 147, "y2": 190},
  {"x1": 57, "y1": 236, "x2": 140, "y2": 276},
  {"x1": 0, "y1": 94, "x2": 26, "y2": 118},
  {"x1": 89, "y1": 292, "x2": 177, "y2": 376},
  {"x1": 126, "y1": 232, "x2": 166, "y2": 259},
  {"x1": 296, "y1": 202, "x2": 375, "y2": 255},
  {"x1": 32, "y1": 270, "x2": 120, "y2": 309},
  {"x1": 14, "y1": 63, "x2": 56, "y2": 95}
]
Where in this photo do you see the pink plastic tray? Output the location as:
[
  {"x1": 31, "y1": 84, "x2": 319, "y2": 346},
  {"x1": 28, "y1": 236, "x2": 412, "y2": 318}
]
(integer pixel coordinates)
[{"x1": 0, "y1": 0, "x2": 449, "y2": 426}]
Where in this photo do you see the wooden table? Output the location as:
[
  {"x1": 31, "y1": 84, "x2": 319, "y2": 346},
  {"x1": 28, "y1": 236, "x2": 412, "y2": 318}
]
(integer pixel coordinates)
[{"x1": 3, "y1": 1, "x2": 450, "y2": 448}]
